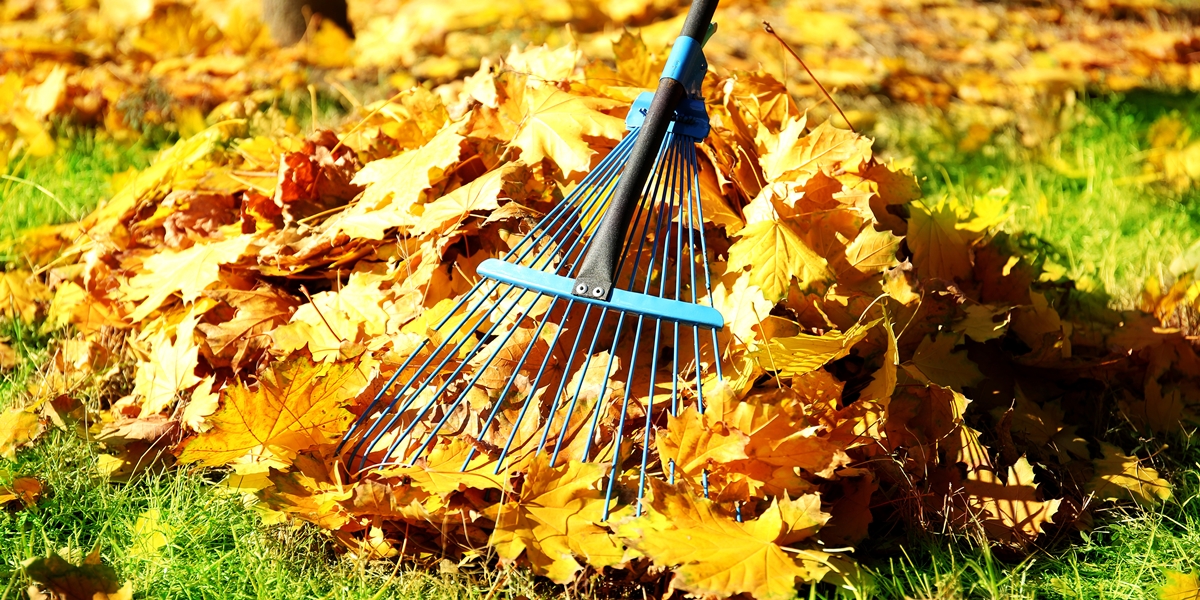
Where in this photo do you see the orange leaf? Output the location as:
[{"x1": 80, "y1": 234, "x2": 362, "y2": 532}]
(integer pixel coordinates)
[{"x1": 178, "y1": 356, "x2": 365, "y2": 467}]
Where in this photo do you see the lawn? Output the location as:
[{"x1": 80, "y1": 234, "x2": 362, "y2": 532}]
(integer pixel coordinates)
[{"x1": 3, "y1": 91, "x2": 1200, "y2": 598}]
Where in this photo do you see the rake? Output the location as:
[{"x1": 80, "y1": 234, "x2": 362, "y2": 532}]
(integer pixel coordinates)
[{"x1": 339, "y1": 0, "x2": 724, "y2": 518}]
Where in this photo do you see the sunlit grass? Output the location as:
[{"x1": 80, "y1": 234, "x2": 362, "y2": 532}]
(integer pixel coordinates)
[
  {"x1": 873, "y1": 92, "x2": 1200, "y2": 305},
  {"x1": 0, "y1": 132, "x2": 154, "y2": 252}
]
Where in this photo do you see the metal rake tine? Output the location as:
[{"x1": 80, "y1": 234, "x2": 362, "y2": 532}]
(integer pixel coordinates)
[
  {"x1": 460, "y1": 144, "x2": 637, "y2": 470},
  {"x1": 581, "y1": 132, "x2": 680, "y2": 465},
  {"x1": 605, "y1": 135, "x2": 688, "y2": 518},
  {"x1": 467, "y1": 141, "x2": 650, "y2": 471},
  {"x1": 550, "y1": 130, "x2": 678, "y2": 466},
  {"x1": 399, "y1": 288, "x2": 552, "y2": 466},
  {"x1": 356, "y1": 281, "x2": 524, "y2": 469},
  {"x1": 344, "y1": 134, "x2": 639, "y2": 469},
  {"x1": 688, "y1": 142, "x2": 724, "y2": 381},
  {"x1": 681, "y1": 140, "x2": 716, "y2": 501},
  {"x1": 541, "y1": 132, "x2": 675, "y2": 464}
]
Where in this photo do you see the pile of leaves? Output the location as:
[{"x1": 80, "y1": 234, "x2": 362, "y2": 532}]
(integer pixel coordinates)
[
  {"x1": 2, "y1": 0, "x2": 1199, "y2": 163},
  {"x1": 4, "y1": 31, "x2": 1199, "y2": 600}
]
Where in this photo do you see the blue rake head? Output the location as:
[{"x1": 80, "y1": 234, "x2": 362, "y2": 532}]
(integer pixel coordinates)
[{"x1": 338, "y1": 2, "x2": 724, "y2": 518}]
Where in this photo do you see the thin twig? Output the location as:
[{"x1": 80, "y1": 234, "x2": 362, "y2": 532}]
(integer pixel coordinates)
[{"x1": 761, "y1": 21, "x2": 856, "y2": 134}]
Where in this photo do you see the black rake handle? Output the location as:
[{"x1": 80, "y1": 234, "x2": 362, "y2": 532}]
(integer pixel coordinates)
[{"x1": 570, "y1": 0, "x2": 718, "y2": 301}]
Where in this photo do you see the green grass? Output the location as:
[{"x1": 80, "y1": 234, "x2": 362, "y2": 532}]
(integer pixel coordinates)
[
  {"x1": 854, "y1": 442, "x2": 1200, "y2": 599},
  {"x1": 5, "y1": 95, "x2": 1200, "y2": 599},
  {"x1": 0, "y1": 428, "x2": 557, "y2": 600},
  {"x1": 872, "y1": 91, "x2": 1200, "y2": 304},
  {"x1": 0, "y1": 132, "x2": 155, "y2": 254}
]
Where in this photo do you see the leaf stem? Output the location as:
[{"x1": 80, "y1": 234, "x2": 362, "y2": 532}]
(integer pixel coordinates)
[{"x1": 761, "y1": 21, "x2": 856, "y2": 134}]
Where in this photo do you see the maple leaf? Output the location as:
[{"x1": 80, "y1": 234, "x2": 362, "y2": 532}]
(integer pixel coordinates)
[
  {"x1": 335, "y1": 123, "x2": 465, "y2": 240},
  {"x1": 24, "y1": 548, "x2": 131, "y2": 600},
  {"x1": 178, "y1": 356, "x2": 365, "y2": 467},
  {"x1": 414, "y1": 164, "x2": 519, "y2": 236},
  {"x1": 838, "y1": 226, "x2": 902, "y2": 282},
  {"x1": 617, "y1": 480, "x2": 831, "y2": 600},
  {"x1": 504, "y1": 85, "x2": 626, "y2": 178},
  {"x1": 0, "y1": 270, "x2": 49, "y2": 323},
  {"x1": 260, "y1": 453, "x2": 355, "y2": 530},
  {"x1": 198, "y1": 287, "x2": 298, "y2": 372},
  {"x1": 859, "y1": 315, "x2": 898, "y2": 403},
  {"x1": 907, "y1": 203, "x2": 973, "y2": 282},
  {"x1": 775, "y1": 493, "x2": 831, "y2": 545},
  {"x1": 505, "y1": 43, "x2": 581, "y2": 85},
  {"x1": 270, "y1": 272, "x2": 392, "y2": 363},
  {"x1": 488, "y1": 454, "x2": 624, "y2": 583},
  {"x1": 1011, "y1": 291, "x2": 1073, "y2": 359},
  {"x1": 762, "y1": 119, "x2": 872, "y2": 183},
  {"x1": 0, "y1": 407, "x2": 44, "y2": 459},
  {"x1": 753, "y1": 319, "x2": 878, "y2": 377},
  {"x1": 708, "y1": 274, "x2": 773, "y2": 344},
  {"x1": 954, "y1": 304, "x2": 1011, "y2": 342},
  {"x1": 1160, "y1": 571, "x2": 1200, "y2": 600},
  {"x1": 0, "y1": 476, "x2": 43, "y2": 509},
  {"x1": 122, "y1": 234, "x2": 255, "y2": 323},
  {"x1": 964, "y1": 454, "x2": 1062, "y2": 545},
  {"x1": 903, "y1": 333, "x2": 984, "y2": 392},
  {"x1": 1087, "y1": 442, "x2": 1172, "y2": 505},
  {"x1": 656, "y1": 406, "x2": 749, "y2": 477},
  {"x1": 727, "y1": 219, "x2": 830, "y2": 302},
  {"x1": 132, "y1": 313, "x2": 202, "y2": 416}
]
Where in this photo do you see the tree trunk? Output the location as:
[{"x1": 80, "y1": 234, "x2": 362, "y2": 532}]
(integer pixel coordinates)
[{"x1": 262, "y1": 0, "x2": 353, "y2": 47}]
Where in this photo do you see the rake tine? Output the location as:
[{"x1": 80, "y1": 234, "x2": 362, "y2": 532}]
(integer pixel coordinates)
[
  {"x1": 582, "y1": 132, "x2": 679, "y2": 465},
  {"x1": 606, "y1": 135, "x2": 686, "y2": 518},
  {"x1": 377, "y1": 286, "x2": 539, "y2": 465},
  {"x1": 382, "y1": 138, "x2": 644, "y2": 468},
  {"x1": 465, "y1": 135, "x2": 641, "y2": 469},
  {"x1": 345, "y1": 134, "x2": 641, "y2": 469},
  {"x1": 397, "y1": 289, "x2": 552, "y2": 465},
  {"x1": 546, "y1": 132, "x2": 675, "y2": 465},
  {"x1": 688, "y1": 142, "x2": 724, "y2": 381}
]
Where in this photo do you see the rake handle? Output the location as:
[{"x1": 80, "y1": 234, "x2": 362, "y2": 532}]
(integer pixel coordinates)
[{"x1": 571, "y1": 0, "x2": 717, "y2": 301}]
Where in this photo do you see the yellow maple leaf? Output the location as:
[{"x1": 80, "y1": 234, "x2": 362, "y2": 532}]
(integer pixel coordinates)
[
  {"x1": 727, "y1": 219, "x2": 830, "y2": 302},
  {"x1": 132, "y1": 313, "x2": 202, "y2": 416},
  {"x1": 123, "y1": 234, "x2": 255, "y2": 323},
  {"x1": 413, "y1": 164, "x2": 519, "y2": 236},
  {"x1": 708, "y1": 273, "x2": 773, "y2": 344},
  {"x1": 504, "y1": 85, "x2": 626, "y2": 178},
  {"x1": 270, "y1": 272, "x2": 391, "y2": 367},
  {"x1": 1160, "y1": 571, "x2": 1200, "y2": 600},
  {"x1": 0, "y1": 270, "x2": 50, "y2": 323},
  {"x1": 178, "y1": 356, "x2": 365, "y2": 467},
  {"x1": 0, "y1": 407, "x2": 43, "y2": 459},
  {"x1": 954, "y1": 304, "x2": 1011, "y2": 342},
  {"x1": 753, "y1": 319, "x2": 878, "y2": 377},
  {"x1": 618, "y1": 480, "x2": 831, "y2": 600},
  {"x1": 656, "y1": 406, "x2": 749, "y2": 477},
  {"x1": 964, "y1": 454, "x2": 1061, "y2": 545},
  {"x1": 1087, "y1": 442, "x2": 1172, "y2": 505},
  {"x1": 488, "y1": 455, "x2": 624, "y2": 583},
  {"x1": 504, "y1": 43, "x2": 581, "y2": 85},
  {"x1": 761, "y1": 119, "x2": 871, "y2": 183},
  {"x1": 775, "y1": 493, "x2": 831, "y2": 545},
  {"x1": 859, "y1": 315, "x2": 898, "y2": 403},
  {"x1": 336, "y1": 123, "x2": 465, "y2": 240}
]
